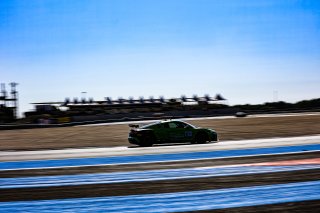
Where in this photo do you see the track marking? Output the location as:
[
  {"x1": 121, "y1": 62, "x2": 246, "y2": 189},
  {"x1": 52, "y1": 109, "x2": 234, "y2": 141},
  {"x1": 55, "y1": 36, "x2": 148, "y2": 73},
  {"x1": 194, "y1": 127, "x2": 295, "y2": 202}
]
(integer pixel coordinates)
[
  {"x1": 245, "y1": 158, "x2": 320, "y2": 166},
  {"x1": 81, "y1": 112, "x2": 320, "y2": 127},
  {"x1": 0, "y1": 144, "x2": 319, "y2": 171},
  {"x1": 1, "y1": 158, "x2": 319, "y2": 189},
  {"x1": 1, "y1": 181, "x2": 319, "y2": 212}
]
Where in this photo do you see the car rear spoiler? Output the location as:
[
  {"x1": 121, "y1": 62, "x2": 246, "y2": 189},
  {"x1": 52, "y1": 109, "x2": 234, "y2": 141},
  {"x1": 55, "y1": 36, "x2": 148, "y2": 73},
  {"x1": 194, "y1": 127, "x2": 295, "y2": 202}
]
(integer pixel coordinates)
[{"x1": 129, "y1": 124, "x2": 139, "y2": 128}]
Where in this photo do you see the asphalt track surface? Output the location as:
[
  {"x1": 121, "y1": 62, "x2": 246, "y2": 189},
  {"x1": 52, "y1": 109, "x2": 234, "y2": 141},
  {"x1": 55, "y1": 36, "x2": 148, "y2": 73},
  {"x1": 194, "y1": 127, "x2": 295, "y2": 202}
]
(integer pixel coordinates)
[
  {"x1": 0, "y1": 135, "x2": 319, "y2": 212},
  {"x1": 1, "y1": 134, "x2": 320, "y2": 161}
]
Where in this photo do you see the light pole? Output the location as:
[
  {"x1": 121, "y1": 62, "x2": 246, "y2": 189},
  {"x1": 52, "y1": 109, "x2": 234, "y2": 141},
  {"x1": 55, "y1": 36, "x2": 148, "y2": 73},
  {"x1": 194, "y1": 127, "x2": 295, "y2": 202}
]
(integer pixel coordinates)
[{"x1": 10, "y1": 82, "x2": 18, "y2": 118}]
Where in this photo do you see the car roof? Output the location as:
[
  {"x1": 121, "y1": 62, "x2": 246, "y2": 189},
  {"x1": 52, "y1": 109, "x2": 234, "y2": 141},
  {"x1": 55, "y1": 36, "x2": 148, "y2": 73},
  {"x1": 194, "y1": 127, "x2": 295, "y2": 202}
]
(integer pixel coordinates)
[
  {"x1": 141, "y1": 120, "x2": 189, "y2": 127},
  {"x1": 159, "y1": 120, "x2": 185, "y2": 124}
]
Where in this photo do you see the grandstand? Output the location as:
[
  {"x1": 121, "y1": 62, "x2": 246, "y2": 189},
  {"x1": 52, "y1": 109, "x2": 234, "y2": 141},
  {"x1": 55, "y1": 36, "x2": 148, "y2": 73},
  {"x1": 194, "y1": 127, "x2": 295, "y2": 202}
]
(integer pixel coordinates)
[{"x1": 25, "y1": 94, "x2": 228, "y2": 123}]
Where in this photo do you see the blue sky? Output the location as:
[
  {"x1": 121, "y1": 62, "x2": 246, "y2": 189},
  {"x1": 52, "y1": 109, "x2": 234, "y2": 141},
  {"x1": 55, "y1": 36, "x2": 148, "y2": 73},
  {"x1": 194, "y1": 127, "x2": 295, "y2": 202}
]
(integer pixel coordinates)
[{"x1": 1, "y1": 0, "x2": 319, "y2": 115}]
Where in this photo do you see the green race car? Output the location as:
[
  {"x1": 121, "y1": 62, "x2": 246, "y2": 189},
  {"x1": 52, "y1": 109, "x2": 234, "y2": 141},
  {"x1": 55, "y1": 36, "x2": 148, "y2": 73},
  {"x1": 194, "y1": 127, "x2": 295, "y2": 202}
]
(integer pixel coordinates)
[{"x1": 128, "y1": 120, "x2": 218, "y2": 146}]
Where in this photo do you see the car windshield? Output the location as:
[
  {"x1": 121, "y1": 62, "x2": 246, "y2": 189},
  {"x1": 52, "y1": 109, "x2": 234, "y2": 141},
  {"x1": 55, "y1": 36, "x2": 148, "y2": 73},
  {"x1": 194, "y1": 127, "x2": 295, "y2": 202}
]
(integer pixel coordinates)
[{"x1": 180, "y1": 121, "x2": 196, "y2": 129}]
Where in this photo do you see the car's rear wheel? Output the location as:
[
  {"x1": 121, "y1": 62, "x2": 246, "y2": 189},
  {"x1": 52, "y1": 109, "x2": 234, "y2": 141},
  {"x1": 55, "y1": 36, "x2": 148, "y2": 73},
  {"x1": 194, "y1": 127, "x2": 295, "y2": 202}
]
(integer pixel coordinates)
[
  {"x1": 196, "y1": 132, "x2": 208, "y2": 144},
  {"x1": 140, "y1": 133, "x2": 155, "y2": 147}
]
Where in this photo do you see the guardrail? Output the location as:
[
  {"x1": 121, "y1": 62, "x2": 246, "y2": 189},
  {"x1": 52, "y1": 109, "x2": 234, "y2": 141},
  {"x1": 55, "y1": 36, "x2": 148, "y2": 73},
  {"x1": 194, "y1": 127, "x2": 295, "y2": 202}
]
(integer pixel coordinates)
[{"x1": 0, "y1": 116, "x2": 183, "y2": 130}]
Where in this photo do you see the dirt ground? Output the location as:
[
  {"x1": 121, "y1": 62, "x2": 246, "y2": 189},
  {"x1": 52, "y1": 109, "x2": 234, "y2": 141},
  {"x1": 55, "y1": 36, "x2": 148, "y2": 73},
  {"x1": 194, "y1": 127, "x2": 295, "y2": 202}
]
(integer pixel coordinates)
[{"x1": 1, "y1": 114, "x2": 320, "y2": 151}]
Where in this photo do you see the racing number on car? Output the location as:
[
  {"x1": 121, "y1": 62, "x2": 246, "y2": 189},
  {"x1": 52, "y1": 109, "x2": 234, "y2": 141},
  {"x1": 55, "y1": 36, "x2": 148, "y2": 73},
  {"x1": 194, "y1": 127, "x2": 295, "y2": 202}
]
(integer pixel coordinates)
[{"x1": 185, "y1": 131, "x2": 192, "y2": 137}]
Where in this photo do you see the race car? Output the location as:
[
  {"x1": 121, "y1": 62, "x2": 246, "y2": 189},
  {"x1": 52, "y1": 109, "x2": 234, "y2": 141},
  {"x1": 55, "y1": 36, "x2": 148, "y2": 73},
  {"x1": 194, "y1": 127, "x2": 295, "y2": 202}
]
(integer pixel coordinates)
[{"x1": 128, "y1": 120, "x2": 218, "y2": 146}]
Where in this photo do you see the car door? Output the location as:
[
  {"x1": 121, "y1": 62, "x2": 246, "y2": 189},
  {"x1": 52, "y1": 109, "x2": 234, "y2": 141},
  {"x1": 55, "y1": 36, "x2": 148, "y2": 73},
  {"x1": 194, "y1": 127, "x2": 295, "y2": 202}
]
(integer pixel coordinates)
[
  {"x1": 181, "y1": 124, "x2": 194, "y2": 142},
  {"x1": 151, "y1": 123, "x2": 167, "y2": 142},
  {"x1": 164, "y1": 122, "x2": 187, "y2": 142}
]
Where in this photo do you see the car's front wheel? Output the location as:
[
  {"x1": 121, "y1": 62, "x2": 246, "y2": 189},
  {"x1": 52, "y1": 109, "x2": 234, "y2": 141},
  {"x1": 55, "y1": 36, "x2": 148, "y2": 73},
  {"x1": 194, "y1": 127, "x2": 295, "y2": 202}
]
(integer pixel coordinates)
[{"x1": 195, "y1": 132, "x2": 208, "y2": 144}]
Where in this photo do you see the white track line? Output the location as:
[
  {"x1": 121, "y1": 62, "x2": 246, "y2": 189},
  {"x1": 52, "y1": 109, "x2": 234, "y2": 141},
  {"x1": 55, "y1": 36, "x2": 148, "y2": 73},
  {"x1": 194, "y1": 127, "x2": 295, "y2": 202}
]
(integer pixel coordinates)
[{"x1": 80, "y1": 112, "x2": 320, "y2": 127}]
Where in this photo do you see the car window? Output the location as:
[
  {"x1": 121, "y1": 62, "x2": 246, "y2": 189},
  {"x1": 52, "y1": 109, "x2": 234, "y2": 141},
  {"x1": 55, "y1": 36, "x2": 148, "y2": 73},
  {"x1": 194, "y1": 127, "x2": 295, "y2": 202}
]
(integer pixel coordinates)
[
  {"x1": 168, "y1": 122, "x2": 178, "y2": 128},
  {"x1": 162, "y1": 121, "x2": 195, "y2": 129}
]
